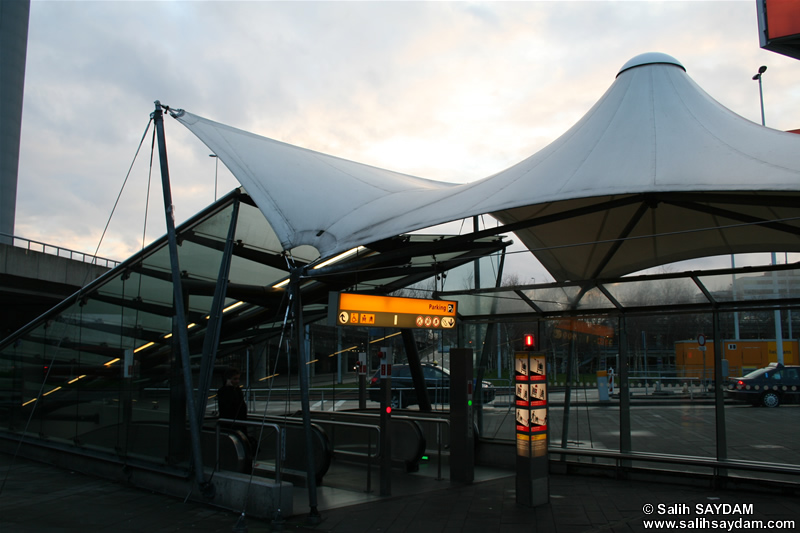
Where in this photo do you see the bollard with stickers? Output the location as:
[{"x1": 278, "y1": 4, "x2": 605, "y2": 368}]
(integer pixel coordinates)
[
  {"x1": 378, "y1": 347, "x2": 392, "y2": 496},
  {"x1": 514, "y1": 334, "x2": 549, "y2": 507}
]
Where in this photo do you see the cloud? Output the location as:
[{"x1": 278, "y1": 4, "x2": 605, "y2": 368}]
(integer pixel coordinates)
[{"x1": 14, "y1": 0, "x2": 800, "y2": 280}]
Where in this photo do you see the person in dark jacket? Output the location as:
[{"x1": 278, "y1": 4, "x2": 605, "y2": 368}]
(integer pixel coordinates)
[
  {"x1": 218, "y1": 367, "x2": 247, "y2": 422},
  {"x1": 217, "y1": 367, "x2": 257, "y2": 459}
]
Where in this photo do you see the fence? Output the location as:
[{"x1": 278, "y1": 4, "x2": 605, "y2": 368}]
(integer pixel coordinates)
[{"x1": 1, "y1": 233, "x2": 120, "y2": 269}]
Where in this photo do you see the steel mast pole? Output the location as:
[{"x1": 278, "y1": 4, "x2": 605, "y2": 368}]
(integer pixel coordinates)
[
  {"x1": 153, "y1": 101, "x2": 213, "y2": 497},
  {"x1": 752, "y1": 67, "x2": 785, "y2": 365},
  {"x1": 291, "y1": 267, "x2": 321, "y2": 523}
]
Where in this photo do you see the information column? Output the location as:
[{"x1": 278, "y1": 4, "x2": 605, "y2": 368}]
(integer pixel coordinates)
[{"x1": 514, "y1": 350, "x2": 549, "y2": 507}]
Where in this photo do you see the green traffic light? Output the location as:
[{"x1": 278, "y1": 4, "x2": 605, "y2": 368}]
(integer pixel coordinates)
[{"x1": 467, "y1": 400, "x2": 472, "y2": 406}]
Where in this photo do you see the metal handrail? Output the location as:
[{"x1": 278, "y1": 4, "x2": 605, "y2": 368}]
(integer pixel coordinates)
[
  {"x1": 258, "y1": 414, "x2": 382, "y2": 493},
  {"x1": 551, "y1": 447, "x2": 800, "y2": 477},
  {"x1": 322, "y1": 411, "x2": 450, "y2": 481},
  {"x1": 0, "y1": 232, "x2": 120, "y2": 269},
  {"x1": 216, "y1": 418, "x2": 283, "y2": 483}
]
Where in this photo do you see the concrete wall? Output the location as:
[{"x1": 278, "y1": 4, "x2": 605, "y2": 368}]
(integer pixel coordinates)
[{"x1": 0, "y1": 243, "x2": 110, "y2": 287}]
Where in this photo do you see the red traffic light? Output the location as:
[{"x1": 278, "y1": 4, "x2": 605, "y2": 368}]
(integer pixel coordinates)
[
  {"x1": 385, "y1": 406, "x2": 392, "y2": 415},
  {"x1": 524, "y1": 334, "x2": 535, "y2": 350}
]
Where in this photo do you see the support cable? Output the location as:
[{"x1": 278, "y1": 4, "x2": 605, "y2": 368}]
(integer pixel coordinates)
[{"x1": 87, "y1": 118, "x2": 155, "y2": 277}]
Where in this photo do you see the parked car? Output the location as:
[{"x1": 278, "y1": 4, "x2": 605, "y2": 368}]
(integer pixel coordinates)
[
  {"x1": 368, "y1": 363, "x2": 496, "y2": 408},
  {"x1": 725, "y1": 363, "x2": 800, "y2": 407}
]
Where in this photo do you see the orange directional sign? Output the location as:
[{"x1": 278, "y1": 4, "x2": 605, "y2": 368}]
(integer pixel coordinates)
[{"x1": 328, "y1": 292, "x2": 457, "y2": 329}]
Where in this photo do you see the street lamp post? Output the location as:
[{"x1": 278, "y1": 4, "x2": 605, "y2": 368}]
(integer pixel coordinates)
[
  {"x1": 752, "y1": 65, "x2": 767, "y2": 126},
  {"x1": 752, "y1": 65, "x2": 784, "y2": 365}
]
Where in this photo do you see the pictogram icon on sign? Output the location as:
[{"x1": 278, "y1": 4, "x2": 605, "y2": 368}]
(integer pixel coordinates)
[
  {"x1": 433, "y1": 317, "x2": 440, "y2": 327},
  {"x1": 441, "y1": 317, "x2": 455, "y2": 328},
  {"x1": 416, "y1": 316, "x2": 424, "y2": 327},
  {"x1": 338, "y1": 311, "x2": 349, "y2": 324},
  {"x1": 424, "y1": 316, "x2": 432, "y2": 327}
]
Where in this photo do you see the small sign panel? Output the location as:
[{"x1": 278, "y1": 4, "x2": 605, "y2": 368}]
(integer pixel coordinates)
[
  {"x1": 329, "y1": 292, "x2": 457, "y2": 329},
  {"x1": 380, "y1": 359, "x2": 391, "y2": 378},
  {"x1": 514, "y1": 352, "x2": 547, "y2": 442}
]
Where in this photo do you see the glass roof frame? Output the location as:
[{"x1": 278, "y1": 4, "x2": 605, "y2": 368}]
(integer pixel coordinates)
[
  {"x1": 436, "y1": 262, "x2": 800, "y2": 323},
  {"x1": 0, "y1": 188, "x2": 512, "y2": 362}
]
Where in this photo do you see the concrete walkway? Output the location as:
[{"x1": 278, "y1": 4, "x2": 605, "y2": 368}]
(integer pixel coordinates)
[{"x1": 1, "y1": 452, "x2": 798, "y2": 533}]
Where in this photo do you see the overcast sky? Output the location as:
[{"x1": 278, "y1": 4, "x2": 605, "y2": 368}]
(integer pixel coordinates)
[{"x1": 15, "y1": 0, "x2": 800, "y2": 283}]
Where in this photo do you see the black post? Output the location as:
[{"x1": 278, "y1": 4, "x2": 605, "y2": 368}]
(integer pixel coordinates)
[
  {"x1": 358, "y1": 352, "x2": 367, "y2": 410},
  {"x1": 195, "y1": 200, "x2": 239, "y2": 420},
  {"x1": 379, "y1": 347, "x2": 392, "y2": 496},
  {"x1": 402, "y1": 329, "x2": 431, "y2": 412},
  {"x1": 475, "y1": 248, "x2": 505, "y2": 435},
  {"x1": 713, "y1": 309, "x2": 728, "y2": 480},
  {"x1": 153, "y1": 101, "x2": 212, "y2": 497},
  {"x1": 560, "y1": 318, "x2": 576, "y2": 452},
  {"x1": 449, "y1": 347, "x2": 474, "y2": 483},
  {"x1": 290, "y1": 268, "x2": 320, "y2": 523},
  {"x1": 619, "y1": 316, "x2": 632, "y2": 465}
]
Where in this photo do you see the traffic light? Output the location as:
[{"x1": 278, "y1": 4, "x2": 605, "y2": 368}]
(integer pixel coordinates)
[{"x1": 524, "y1": 334, "x2": 535, "y2": 350}]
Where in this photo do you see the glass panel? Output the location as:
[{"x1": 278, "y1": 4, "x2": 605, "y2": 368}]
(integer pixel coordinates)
[
  {"x1": 446, "y1": 293, "x2": 502, "y2": 317},
  {"x1": 696, "y1": 273, "x2": 737, "y2": 302},
  {"x1": 604, "y1": 277, "x2": 706, "y2": 307},
  {"x1": 722, "y1": 305, "x2": 800, "y2": 482},
  {"x1": 730, "y1": 270, "x2": 800, "y2": 302},
  {"x1": 547, "y1": 317, "x2": 620, "y2": 455},
  {"x1": 573, "y1": 286, "x2": 616, "y2": 310},
  {"x1": 0, "y1": 200, "x2": 252, "y2": 471},
  {"x1": 623, "y1": 313, "x2": 716, "y2": 476},
  {"x1": 516, "y1": 286, "x2": 586, "y2": 313}
]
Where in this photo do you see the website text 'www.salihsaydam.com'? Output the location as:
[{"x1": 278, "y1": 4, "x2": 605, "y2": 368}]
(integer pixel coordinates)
[{"x1": 641, "y1": 502, "x2": 795, "y2": 531}]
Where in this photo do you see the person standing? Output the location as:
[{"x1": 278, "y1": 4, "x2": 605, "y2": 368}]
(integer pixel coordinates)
[
  {"x1": 218, "y1": 367, "x2": 247, "y2": 423},
  {"x1": 217, "y1": 367, "x2": 255, "y2": 455}
]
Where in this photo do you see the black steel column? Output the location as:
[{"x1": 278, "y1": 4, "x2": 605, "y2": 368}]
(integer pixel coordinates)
[
  {"x1": 379, "y1": 353, "x2": 392, "y2": 496},
  {"x1": 358, "y1": 352, "x2": 367, "y2": 410},
  {"x1": 559, "y1": 318, "x2": 576, "y2": 452},
  {"x1": 475, "y1": 248, "x2": 505, "y2": 435},
  {"x1": 153, "y1": 102, "x2": 211, "y2": 496},
  {"x1": 167, "y1": 314, "x2": 187, "y2": 464},
  {"x1": 713, "y1": 309, "x2": 728, "y2": 480},
  {"x1": 619, "y1": 316, "x2": 632, "y2": 462},
  {"x1": 195, "y1": 200, "x2": 239, "y2": 420},
  {"x1": 450, "y1": 347, "x2": 474, "y2": 483},
  {"x1": 290, "y1": 268, "x2": 320, "y2": 522},
  {"x1": 402, "y1": 329, "x2": 431, "y2": 412}
]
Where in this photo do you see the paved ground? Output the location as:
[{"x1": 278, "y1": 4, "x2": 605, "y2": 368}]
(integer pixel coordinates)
[{"x1": 1, "y1": 452, "x2": 798, "y2": 533}]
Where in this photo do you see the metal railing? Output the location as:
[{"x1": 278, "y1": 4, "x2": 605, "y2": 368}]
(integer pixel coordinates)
[
  {"x1": 215, "y1": 418, "x2": 284, "y2": 482},
  {"x1": 254, "y1": 413, "x2": 382, "y2": 493},
  {"x1": 551, "y1": 447, "x2": 800, "y2": 480},
  {"x1": 325, "y1": 411, "x2": 450, "y2": 481},
  {"x1": 1, "y1": 232, "x2": 120, "y2": 269}
]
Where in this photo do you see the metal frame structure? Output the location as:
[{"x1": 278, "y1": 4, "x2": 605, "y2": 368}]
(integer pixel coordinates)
[{"x1": 437, "y1": 259, "x2": 799, "y2": 481}]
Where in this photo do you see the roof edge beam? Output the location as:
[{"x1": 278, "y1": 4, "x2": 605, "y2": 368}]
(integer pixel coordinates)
[{"x1": 663, "y1": 199, "x2": 800, "y2": 237}]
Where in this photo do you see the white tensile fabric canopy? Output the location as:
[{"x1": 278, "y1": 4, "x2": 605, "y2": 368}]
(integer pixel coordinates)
[{"x1": 174, "y1": 52, "x2": 800, "y2": 282}]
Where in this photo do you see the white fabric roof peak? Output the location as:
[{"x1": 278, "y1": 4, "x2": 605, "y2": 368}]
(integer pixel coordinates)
[{"x1": 174, "y1": 52, "x2": 800, "y2": 281}]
